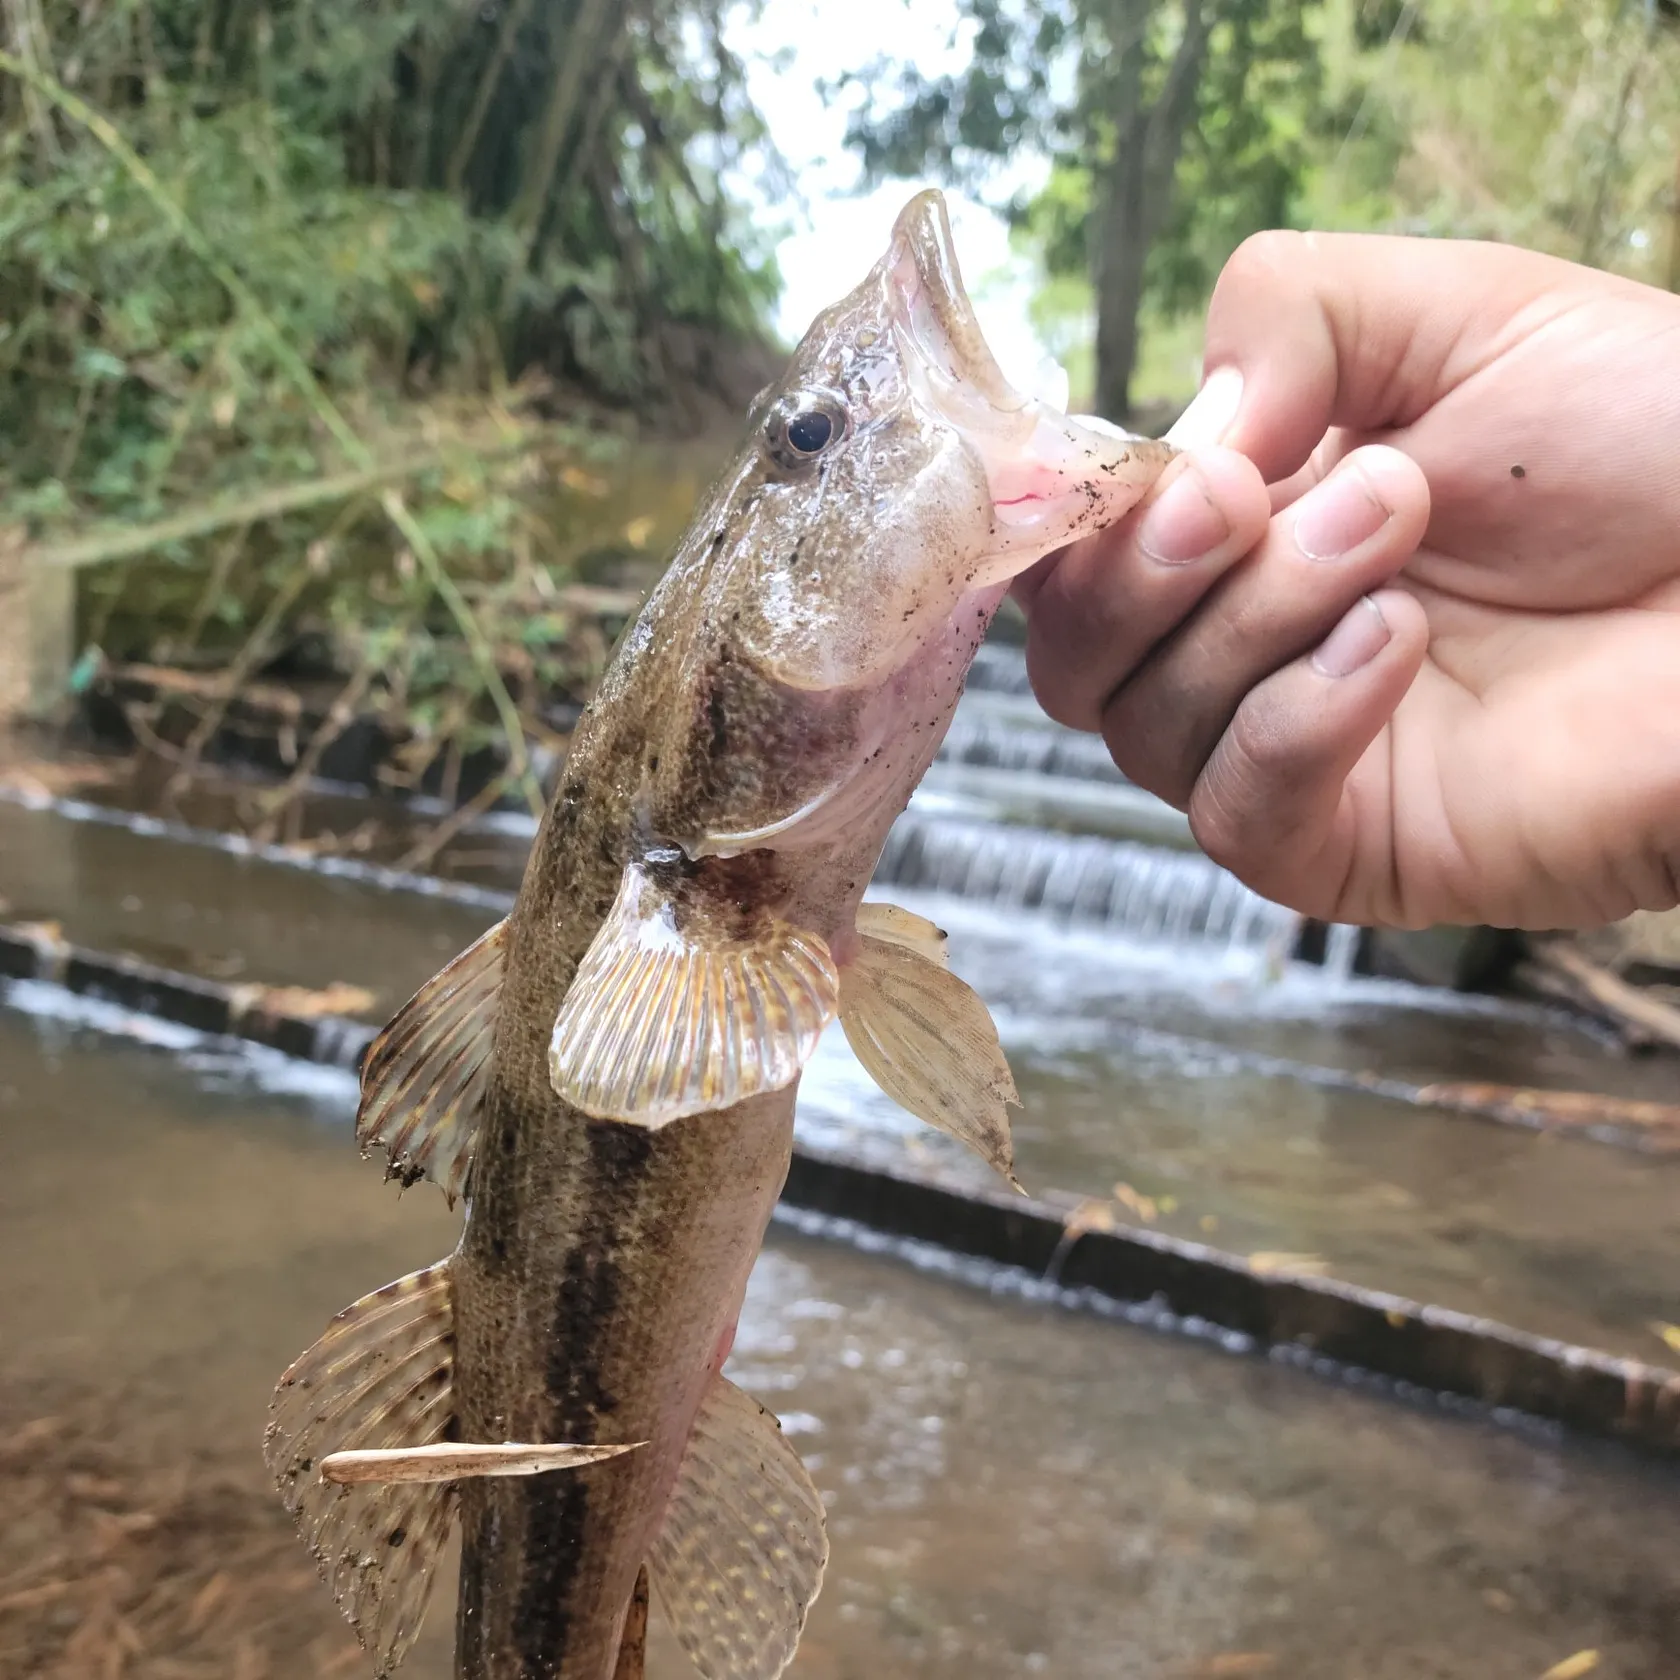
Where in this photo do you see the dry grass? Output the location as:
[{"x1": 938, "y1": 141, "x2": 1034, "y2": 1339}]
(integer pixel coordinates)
[{"x1": 0, "y1": 1384, "x2": 363, "y2": 1680}]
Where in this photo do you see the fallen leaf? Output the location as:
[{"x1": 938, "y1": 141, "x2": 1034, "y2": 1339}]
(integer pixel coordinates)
[
  {"x1": 1248, "y1": 1251, "x2": 1331, "y2": 1277},
  {"x1": 623, "y1": 515, "x2": 656, "y2": 548},
  {"x1": 1199, "y1": 1214, "x2": 1219, "y2": 1233},
  {"x1": 1194, "y1": 1657, "x2": 1277, "y2": 1678},
  {"x1": 233, "y1": 982, "x2": 378, "y2": 1020},
  {"x1": 66, "y1": 1472, "x2": 125, "y2": 1502},
  {"x1": 1539, "y1": 1654, "x2": 1600, "y2": 1680},
  {"x1": 186, "y1": 1571, "x2": 230, "y2": 1632},
  {"x1": 559, "y1": 464, "x2": 608, "y2": 497},
  {"x1": 1482, "y1": 1587, "x2": 1516, "y2": 1613},
  {"x1": 0, "y1": 1578, "x2": 74, "y2": 1613},
  {"x1": 1061, "y1": 1199, "x2": 1116, "y2": 1239},
  {"x1": 1111, "y1": 1182, "x2": 1158, "y2": 1223},
  {"x1": 1650, "y1": 1321, "x2": 1680, "y2": 1355}
]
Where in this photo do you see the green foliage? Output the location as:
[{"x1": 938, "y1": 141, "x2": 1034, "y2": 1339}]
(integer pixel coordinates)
[
  {"x1": 839, "y1": 0, "x2": 1325, "y2": 417},
  {"x1": 843, "y1": 0, "x2": 1680, "y2": 414},
  {"x1": 1311, "y1": 0, "x2": 1680, "y2": 283},
  {"x1": 0, "y1": 0, "x2": 781, "y2": 812}
]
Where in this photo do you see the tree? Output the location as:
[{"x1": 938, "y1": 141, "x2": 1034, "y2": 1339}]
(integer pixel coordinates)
[{"x1": 840, "y1": 0, "x2": 1323, "y2": 421}]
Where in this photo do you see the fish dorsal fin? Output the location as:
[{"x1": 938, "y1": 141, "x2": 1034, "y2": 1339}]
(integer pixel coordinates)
[
  {"x1": 357, "y1": 919, "x2": 506, "y2": 1205},
  {"x1": 650, "y1": 1374, "x2": 828, "y2": 1680},
  {"x1": 549, "y1": 858, "x2": 839, "y2": 1128},
  {"x1": 838, "y1": 914, "x2": 1023, "y2": 1190},
  {"x1": 855, "y1": 899, "x2": 950, "y2": 966},
  {"x1": 265, "y1": 1262, "x2": 459, "y2": 1677}
]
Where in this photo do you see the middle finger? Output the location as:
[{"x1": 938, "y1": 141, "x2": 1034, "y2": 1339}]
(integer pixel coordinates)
[{"x1": 1102, "y1": 444, "x2": 1431, "y2": 808}]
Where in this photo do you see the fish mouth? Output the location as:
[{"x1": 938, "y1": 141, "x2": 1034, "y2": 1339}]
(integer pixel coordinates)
[
  {"x1": 886, "y1": 190, "x2": 1028, "y2": 423},
  {"x1": 886, "y1": 189, "x2": 1175, "y2": 569}
]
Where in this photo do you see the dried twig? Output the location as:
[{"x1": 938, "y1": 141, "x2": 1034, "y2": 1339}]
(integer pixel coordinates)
[
  {"x1": 1530, "y1": 939, "x2": 1680, "y2": 1051},
  {"x1": 394, "y1": 763, "x2": 522, "y2": 873}
]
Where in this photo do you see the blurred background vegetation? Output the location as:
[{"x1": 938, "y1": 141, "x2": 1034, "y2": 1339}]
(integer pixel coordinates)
[{"x1": 2, "y1": 0, "x2": 1677, "y2": 812}]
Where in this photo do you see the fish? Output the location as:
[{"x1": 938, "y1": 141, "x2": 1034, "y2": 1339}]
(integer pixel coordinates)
[{"x1": 263, "y1": 187, "x2": 1175, "y2": 1680}]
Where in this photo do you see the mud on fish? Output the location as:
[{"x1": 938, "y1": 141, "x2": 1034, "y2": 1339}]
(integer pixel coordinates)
[{"x1": 264, "y1": 189, "x2": 1176, "y2": 1680}]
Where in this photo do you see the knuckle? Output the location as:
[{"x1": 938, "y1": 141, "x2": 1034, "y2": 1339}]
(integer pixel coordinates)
[
  {"x1": 1101, "y1": 691, "x2": 1195, "y2": 810},
  {"x1": 1216, "y1": 230, "x2": 1308, "y2": 300},
  {"x1": 1224, "y1": 697, "x2": 1307, "y2": 781}
]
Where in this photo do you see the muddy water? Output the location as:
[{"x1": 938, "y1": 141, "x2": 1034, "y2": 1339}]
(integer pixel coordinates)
[
  {"x1": 5, "y1": 991, "x2": 1680, "y2": 1678},
  {"x1": 5, "y1": 797, "x2": 1680, "y2": 1363}
]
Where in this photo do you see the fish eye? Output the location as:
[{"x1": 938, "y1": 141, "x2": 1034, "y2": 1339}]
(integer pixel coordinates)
[{"x1": 766, "y1": 389, "x2": 848, "y2": 471}]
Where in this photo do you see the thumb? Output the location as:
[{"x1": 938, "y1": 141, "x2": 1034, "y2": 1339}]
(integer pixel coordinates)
[{"x1": 1186, "y1": 586, "x2": 1431, "y2": 925}]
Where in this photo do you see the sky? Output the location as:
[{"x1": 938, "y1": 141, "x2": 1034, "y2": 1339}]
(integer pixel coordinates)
[{"x1": 725, "y1": 0, "x2": 1060, "y2": 392}]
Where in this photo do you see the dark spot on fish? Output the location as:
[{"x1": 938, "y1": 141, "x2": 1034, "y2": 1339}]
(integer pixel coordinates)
[
  {"x1": 1511, "y1": 463, "x2": 1527, "y2": 479},
  {"x1": 388, "y1": 1527, "x2": 406, "y2": 1547},
  {"x1": 499, "y1": 1122, "x2": 652, "y2": 1669}
]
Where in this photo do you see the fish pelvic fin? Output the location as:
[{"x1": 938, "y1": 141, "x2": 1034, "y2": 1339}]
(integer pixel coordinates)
[
  {"x1": 650, "y1": 1374, "x2": 828, "y2": 1680},
  {"x1": 854, "y1": 900, "x2": 951, "y2": 967},
  {"x1": 358, "y1": 918, "x2": 506, "y2": 1205},
  {"x1": 548, "y1": 857, "x2": 838, "y2": 1127},
  {"x1": 265, "y1": 1261, "x2": 458, "y2": 1677},
  {"x1": 839, "y1": 902, "x2": 1023, "y2": 1191}
]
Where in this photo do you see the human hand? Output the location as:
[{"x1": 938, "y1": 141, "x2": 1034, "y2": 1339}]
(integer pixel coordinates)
[{"x1": 1016, "y1": 233, "x2": 1680, "y2": 931}]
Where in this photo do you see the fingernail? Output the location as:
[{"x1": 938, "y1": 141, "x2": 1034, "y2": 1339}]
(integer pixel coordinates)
[
  {"x1": 1137, "y1": 467, "x2": 1229, "y2": 565},
  {"x1": 1293, "y1": 465, "x2": 1392, "y2": 561},
  {"x1": 1312, "y1": 596, "x2": 1391, "y2": 678},
  {"x1": 1166, "y1": 366, "x2": 1244, "y2": 449}
]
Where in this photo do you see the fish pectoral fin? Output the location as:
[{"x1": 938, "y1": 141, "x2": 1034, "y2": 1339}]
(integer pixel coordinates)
[
  {"x1": 358, "y1": 917, "x2": 507, "y2": 1205},
  {"x1": 651, "y1": 1374, "x2": 828, "y2": 1680},
  {"x1": 548, "y1": 858, "x2": 839, "y2": 1128},
  {"x1": 855, "y1": 899, "x2": 951, "y2": 967},
  {"x1": 321, "y1": 1440, "x2": 641, "y2": 1485},
  {"x1": 839, "y1": 920, "x2": 1024, "y2": 1191},
  {"x1": 265, "y1": 1260, "x2": 458, "y2": 1677}
]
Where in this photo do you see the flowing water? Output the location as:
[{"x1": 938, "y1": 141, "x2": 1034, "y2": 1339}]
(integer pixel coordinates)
[
  {"x1": 5, "y1": 641, "x2": 1680, "y2": 1671},
  {"x1": 6, "y1": 989, "x2": 1680, "y2": 1679},
  {"x1": 3, "y1": 775, "x2": 1679, "y2": 1363}
]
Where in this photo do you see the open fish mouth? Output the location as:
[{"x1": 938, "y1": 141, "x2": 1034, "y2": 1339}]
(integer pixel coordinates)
[
  {"x1": 886, "y1": 189, "x2": 1029, "y2": 425},
  {"x1": 885, "y1": 189, "x2": 1175, "y2": 563}
]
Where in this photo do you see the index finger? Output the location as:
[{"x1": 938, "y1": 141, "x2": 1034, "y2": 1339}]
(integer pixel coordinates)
[{"x1": 1180, "y1": 230, "x2": 1621, "y2": 483}]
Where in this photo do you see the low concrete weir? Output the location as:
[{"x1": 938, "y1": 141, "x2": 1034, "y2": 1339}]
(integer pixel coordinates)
[{"x1": 7, "y1": 918, "x2": 1680, "y2": 1460}]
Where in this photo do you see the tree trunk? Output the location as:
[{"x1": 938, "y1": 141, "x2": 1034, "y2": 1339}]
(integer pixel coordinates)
[{"x1": 1092, "y1": 0, "x2": 1212, "y2": 422}]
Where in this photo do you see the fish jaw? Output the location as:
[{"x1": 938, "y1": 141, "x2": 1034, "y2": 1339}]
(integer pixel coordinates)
[{"x1": 885, "y1": 189, "x2": 1176, "y2": 582}]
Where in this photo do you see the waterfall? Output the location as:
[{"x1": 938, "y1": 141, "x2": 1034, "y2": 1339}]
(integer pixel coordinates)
[
  {"x1": 873, "y1": 813, "x2": 1300, "y2": 951},
  {"x1": 936, "y1": 713, "x2": 1129, "y2": 784},
  {"x1": 965, "y1": 643, "x2": 1036, "y2": 696},
  {"x1": 1320, "y1": 922, "x2": 1365, "y2": 979}
]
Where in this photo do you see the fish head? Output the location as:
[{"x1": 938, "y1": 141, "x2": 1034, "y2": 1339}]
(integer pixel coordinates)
[{"x1": 715, "y1": 188, "x2": 1176, "y2": 693}]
